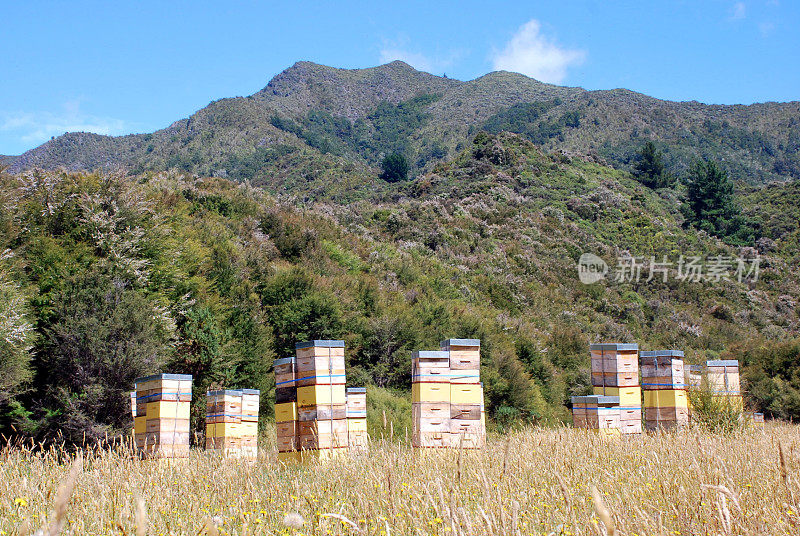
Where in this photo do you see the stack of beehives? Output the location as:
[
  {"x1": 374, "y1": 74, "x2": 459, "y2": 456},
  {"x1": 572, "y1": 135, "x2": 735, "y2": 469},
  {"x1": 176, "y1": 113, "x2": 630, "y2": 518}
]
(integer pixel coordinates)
[
  {"x1": 640, "y1": 350, "x2": 689, "y2": 431},
  {"x1": 275, "y1": 356, "x2": 300, "y2": 463},
  {"x1": 411, "y1": 349, "x2": 452, "y2": 449},
  {"x1": 296, "y1": 340, "x2": 348, "y2": 460},
  {"x1": 591, "y1": 343, "x2": 641, "y2": 434},
  {"x1": 752, "y1": 412, "x2": 765, "y2": 427},
  {"x1": 571, "y1": 395, "x2": 621, "y2": 437},
  {"x1": 346, "y1": 387, "x2": 368, "y2": 449},
  {"x1": 444, "y1": 339, "x2": 484, "y2": 449},
  {"x1": 411, "y1": 339, "x2": 485, "y2": 450},
  {"x1": 241, "y1": 389, "x2": 260, "y2": 458},
  {"x1": 206, "y1": 390, "x2": 242, "y2": 456},
  {"x1": 133, "y1": 373, "x2": 192, "y2": 459},
  {"x1": 706, "y1": 360, "x2": 743, "y2": 411}
]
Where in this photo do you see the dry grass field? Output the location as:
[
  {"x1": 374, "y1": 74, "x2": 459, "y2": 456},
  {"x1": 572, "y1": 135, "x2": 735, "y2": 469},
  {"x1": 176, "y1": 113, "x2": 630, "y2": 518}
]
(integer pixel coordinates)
[{"x1": 1, "y1": 423, "x2": 798, "y2": 536}]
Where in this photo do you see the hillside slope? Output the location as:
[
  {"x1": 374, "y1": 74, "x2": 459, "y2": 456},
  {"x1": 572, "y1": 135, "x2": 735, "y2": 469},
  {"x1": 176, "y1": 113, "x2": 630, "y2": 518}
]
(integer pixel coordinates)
[
  {"x1": 2, "y1": 133, "x2": 798, "y2": 441},
  {"x1": 9, "y1": 61, "x2": 800, "y2": 188}
]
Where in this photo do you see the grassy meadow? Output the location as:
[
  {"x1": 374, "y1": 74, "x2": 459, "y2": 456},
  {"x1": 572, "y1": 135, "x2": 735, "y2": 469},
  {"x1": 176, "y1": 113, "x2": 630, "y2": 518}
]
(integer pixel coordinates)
[{"x1": 1, "y1": 423, "x2": 798, "y2": 536}]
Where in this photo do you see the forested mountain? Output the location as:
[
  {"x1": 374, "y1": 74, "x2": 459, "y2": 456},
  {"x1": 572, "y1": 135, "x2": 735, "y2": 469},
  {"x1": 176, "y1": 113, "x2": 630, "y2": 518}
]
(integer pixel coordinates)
[
  {"x1": 9, "y1": 61, "x2": 800, "y2": 191},
  {"x1": 2, "y1": 133, "x2": 799, "y2": 442}
]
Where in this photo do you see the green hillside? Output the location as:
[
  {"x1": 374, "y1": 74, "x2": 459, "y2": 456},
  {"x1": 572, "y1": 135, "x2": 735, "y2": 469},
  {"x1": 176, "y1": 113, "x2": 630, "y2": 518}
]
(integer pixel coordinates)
[
  {"x1": 2, "y1": 133, "x2": 799, "y2": 442},
  {"x1": 9, "y1": 61, "x2": 800, "y2": 188}
]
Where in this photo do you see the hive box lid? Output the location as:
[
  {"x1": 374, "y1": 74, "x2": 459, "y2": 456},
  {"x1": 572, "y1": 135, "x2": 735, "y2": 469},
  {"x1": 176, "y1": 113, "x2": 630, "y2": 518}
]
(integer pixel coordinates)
[
  {"x1": 134, "y1": 373, "x2": 193, "y2": 384},
  {"x1": 241, "y1": 389, "x2": 261, "y2": 395},
  {"x1": 440, "y1": 339, "x2": 480, "y2": 347},
  {"x1": 590, "y1": 343, "x2": 638, "y2": 352},
  {"x1": 412, "y1": 350, "x2": 450, "y2": 359},
  {"x1": 274, "y1": 357, "x2": 295, "y2": 366},
  {"x1": 346, "y1": 387, "x2": 367, "y2": 394},
  {"x1": 295, "y1": 340, "x2": 345, "y2": 349},
  {"x1": 571, "y1": 395, "x2": 620, "y2": 405},
  {"x1": 207, "y1": 389, "x2": 242, "y2": 397},
  {"x1": 640, "y1": 350, "x2": 684, "y2": 358},
  {"x1": 706, "y1": 360, "x2": 739, "y2": 367}
]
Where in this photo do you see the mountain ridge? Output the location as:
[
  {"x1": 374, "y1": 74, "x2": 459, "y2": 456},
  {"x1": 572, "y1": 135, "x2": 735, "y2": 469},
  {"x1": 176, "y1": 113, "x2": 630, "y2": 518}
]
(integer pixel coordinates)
[{"x1": 9, "y1": 61, "x2": 800, "y2": 186}]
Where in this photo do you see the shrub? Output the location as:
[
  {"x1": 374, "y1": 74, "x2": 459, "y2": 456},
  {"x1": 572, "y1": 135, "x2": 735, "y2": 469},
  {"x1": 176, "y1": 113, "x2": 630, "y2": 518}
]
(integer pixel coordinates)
[{"x1": 380, "y1": 153, "x2": 410, "y2": 182}]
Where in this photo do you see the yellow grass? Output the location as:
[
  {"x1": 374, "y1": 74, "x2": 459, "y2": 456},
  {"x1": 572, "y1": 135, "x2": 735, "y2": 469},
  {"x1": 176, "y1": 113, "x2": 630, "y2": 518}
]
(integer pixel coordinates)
[{"x1": 1, "y1": 423, "x2": 798, "y2": 535}]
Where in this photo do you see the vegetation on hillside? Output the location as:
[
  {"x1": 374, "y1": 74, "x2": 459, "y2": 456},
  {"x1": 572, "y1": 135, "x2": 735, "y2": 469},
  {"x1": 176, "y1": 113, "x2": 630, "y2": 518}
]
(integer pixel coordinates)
[{"x1": 1, "y1": 133, "x2": 799, "y2": 442}]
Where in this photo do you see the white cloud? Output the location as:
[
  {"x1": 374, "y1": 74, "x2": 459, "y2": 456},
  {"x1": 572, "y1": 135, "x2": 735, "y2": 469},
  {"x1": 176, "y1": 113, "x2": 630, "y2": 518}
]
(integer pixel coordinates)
[
  {"x1": 491, "y1": 19, "x2": 585, "y2": 84},
  {"x1": 0, "y1": 100, "x2": 126, "y2": 148},
  {"x1": 730, "y1": 2, "x2": 747, "y2": 20},
  {"x1": 759, "y1": 21, "x2": 775, "y2": 36}
]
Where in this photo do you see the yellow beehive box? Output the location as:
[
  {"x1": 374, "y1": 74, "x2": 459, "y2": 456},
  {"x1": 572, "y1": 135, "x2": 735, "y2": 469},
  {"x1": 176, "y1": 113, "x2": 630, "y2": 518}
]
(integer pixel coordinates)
[
  {"x1": 275, "y1": 402, "x2": 298, "y2": 422},
  {"x1": 277, "y1": 451, "x2": 301, "y2": 463},
  {"x1": 593, "y1": 386, "x2": 641, "y2": 407},
  {"x1": 643, "y1": 389, "x2": 688, "y2": 409},
  {"x1": 347, "y1": 418, "x2": 367, "y2": 433},
  {"x1": 412, "y1": 382, "x2": 451, "y2": 403},
  {"x1": 299, "y1": 447, "x2": 348, "y2": 462},
  {"x1": 206, "y1": 422, "x2": 241, "y2": 438},
  {"x1": 145, "y1": 400, "x2": 190, "y2": 420},
  {"x1": 450, "y1": 384, "x2": 483, "y2": 405},
  {"x1": 134, "y1": 416, "x2": 147, "y2": 434},
  {"x1": 297, "y1": 384, "x2": 346, "y2": 406},
  {"x1": 240, "y1": 421, "x2": 258, "y2": 437}
]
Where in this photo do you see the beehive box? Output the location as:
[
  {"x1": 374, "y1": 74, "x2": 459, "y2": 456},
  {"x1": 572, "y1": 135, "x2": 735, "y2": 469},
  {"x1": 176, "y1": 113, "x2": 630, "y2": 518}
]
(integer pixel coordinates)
[
  {"x1": 572, "y1": 395, "x2": 621, "y2": 433},
  {"x1": 592, "y1": 386, "x2": 642, "y2": 407},
  {"x1": 346, "y1": 387, "x2": 368, "y2": 449},
  {"x1": 640, "y1": 351, "x2": 686, "y2": 390},
  {"x1": 441, "y1": 339, "x2": 480, "y2": 384},
  {"x1": 412, "y1": 350, "x2": 450, "y2": 383},
  {"x1": 706, "y1": 360, "x2": 741, "y2": 395},
  {"x1": 134, "y1": 373, "x2": 192, "y2": 459}
]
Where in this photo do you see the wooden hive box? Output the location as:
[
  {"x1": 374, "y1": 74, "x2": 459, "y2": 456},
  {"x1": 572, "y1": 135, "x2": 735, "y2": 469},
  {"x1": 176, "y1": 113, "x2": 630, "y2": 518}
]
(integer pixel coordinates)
[
  {"x1": 412, "y1": 350, "x2": 451, "y2": 383},
  {"x1": 441, "y1": 339, "x2": 480, "y2": 373},
  {"x1": 412, "y1": 382, "x2": 451, "y2": 404},
  {"x1": 346, "y1": 387, "x2": 368, "y2": 450},
  {"x1": 643, "y1": 389, "x2": 689, "y2": 409},
  {"x1": 640, "y1": 351, "x2": 686, "y2": 390},
  {"x1": 589, "y1": 344, "x2": 639, "y2": 373},
  {"x1": 295, "y1": 340, "x2": 346, "y2": 387},
  {"x1": 298, "y1": 419, "x2": 349, "y2": 450},
  {"x1": 706, "y1": 360, "x2": 741, "y2": 395},
  {"x1": 574, "y1": 395, "x2": 621, "y2": 430},
  {"x1": 592, "y1": 386, "x2": 641, "y2": 408}
]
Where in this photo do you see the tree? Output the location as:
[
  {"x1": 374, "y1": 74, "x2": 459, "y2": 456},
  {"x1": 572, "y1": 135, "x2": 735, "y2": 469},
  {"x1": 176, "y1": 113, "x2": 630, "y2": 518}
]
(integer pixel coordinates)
[
  {"x1": 680, "y1": 159, "x2": 758, "y2": 244},
  {"x1": 634, "y1": 141, "x2": 673, "y2": 188},
  {"x1": 380, "y1": 153, "x2": 409, "y2": 182},
  {"x1": 34, "y1": 269, "x2": 173, "y2": 442},
  {"x1": 0, "y1": 259, "x2": 33, "y2": 407}
]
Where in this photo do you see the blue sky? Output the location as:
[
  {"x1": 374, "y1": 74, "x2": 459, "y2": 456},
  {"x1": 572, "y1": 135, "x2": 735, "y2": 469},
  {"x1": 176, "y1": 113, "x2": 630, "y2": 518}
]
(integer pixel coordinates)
[{"x1": 1, "y1": 0, "x2": 798, "y2": 155}]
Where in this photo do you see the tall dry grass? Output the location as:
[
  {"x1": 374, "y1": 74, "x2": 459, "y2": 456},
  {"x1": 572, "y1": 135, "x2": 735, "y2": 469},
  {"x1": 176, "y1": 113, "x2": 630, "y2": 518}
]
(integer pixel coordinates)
[{"x1": 1, "y1": 423, "x2": 798, "y2": 535}]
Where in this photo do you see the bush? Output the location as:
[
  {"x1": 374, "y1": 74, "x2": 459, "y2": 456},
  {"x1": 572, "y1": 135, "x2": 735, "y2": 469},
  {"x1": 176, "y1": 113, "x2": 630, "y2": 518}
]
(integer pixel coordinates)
[
  {"x1": 687, "y1": 382, "x2": 744, "y2": 433},
  {"x1": 380, "y1": 153, "x2": 410, "y2": 182}
]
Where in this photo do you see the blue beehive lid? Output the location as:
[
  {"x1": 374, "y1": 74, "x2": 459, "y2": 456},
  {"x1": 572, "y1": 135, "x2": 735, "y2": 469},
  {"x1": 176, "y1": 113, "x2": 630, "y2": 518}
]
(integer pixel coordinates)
[
  {"x1": 295, "y1": 340, "x2": 346, "y2": 349},
  {"x1": 590, "y1": 343, "x2": 638, "y2": 352},
  {"x1": 134, "y1": 373, "x2": 193, "y2": 384},
  {"x1": 412, "y1": 350, "x2": 450, "y2": 359},
  {"x1": 640, "y1": 350, "x2": 684, "y2": 358},
  {"x1": 440, "y1": 338, "x2": 480, "y2": 347}
]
